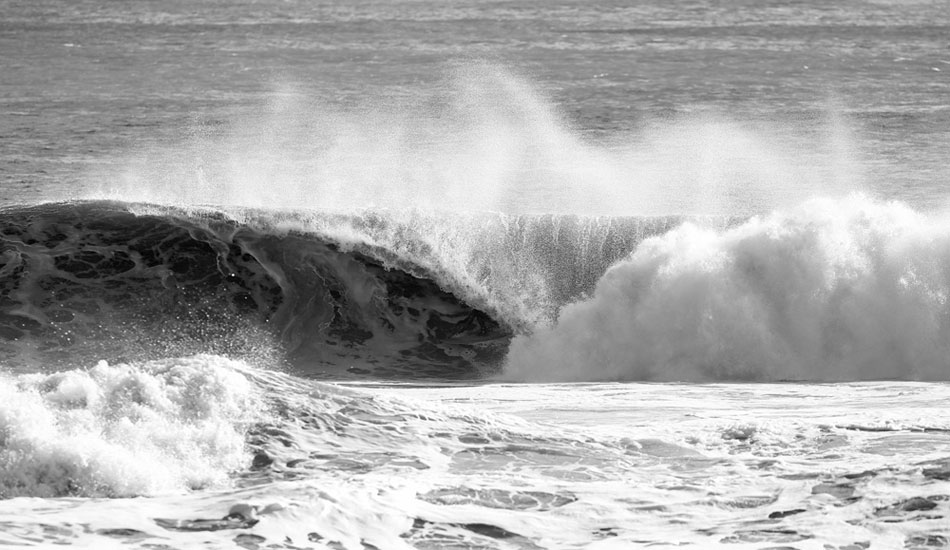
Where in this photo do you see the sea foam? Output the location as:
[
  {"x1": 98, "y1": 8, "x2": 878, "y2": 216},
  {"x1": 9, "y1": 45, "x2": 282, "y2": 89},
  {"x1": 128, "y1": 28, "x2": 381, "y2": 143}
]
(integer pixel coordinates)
[
  {"x1": 0, "y1": 355, "x2": 261, "y2": 498},
  {"x1": 505, "y1": 195, "x2": 950, "y2": 381}
]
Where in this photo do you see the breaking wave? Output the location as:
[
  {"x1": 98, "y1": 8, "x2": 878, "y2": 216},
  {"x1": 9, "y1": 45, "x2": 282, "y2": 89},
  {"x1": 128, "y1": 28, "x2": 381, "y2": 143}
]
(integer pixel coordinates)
[
  {"x1": 0, "y1": 200, "x2": 690, "y2": 378},
  {"x1": 5, "y1": 68, "x2": 946, "y2": 382},
  {"x1": 5, "y1": 195, "x2": 950, "y2": 382}
]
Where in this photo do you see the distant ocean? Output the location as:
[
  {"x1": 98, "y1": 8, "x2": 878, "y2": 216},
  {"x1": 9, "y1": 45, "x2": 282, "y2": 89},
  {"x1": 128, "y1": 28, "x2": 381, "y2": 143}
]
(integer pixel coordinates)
[{"x1": 1, "y1": 1, "x2": 948, "y2": 548}]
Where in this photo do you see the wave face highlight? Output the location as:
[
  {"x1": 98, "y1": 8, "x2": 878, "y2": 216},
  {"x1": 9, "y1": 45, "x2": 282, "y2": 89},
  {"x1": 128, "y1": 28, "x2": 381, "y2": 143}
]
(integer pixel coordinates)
[{"x1": 505, "y1": 195, "x2": 950, "y2": 382}]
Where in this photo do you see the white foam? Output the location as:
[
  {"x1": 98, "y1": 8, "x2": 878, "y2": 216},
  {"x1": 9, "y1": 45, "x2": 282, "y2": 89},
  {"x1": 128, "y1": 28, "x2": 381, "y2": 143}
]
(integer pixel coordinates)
[
  {"x1": 1, "y1": 374, "x2": 947, "y2": 548},
  {"x1": 0, "y1": 355, "x2": 262, "y2": 498},
  {"x1": 506, "y1": 195, "x2": 950, "y2": 381}
]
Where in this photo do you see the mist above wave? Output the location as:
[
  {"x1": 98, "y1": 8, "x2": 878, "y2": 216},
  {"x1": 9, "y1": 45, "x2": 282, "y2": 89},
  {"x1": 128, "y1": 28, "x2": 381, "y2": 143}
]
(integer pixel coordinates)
[
  {"x1": 506, "y1": 195, "x2": 950, "y2": 382},
  {"x1": 90, "y1": 64, "x2": 860, "y2": 218}
]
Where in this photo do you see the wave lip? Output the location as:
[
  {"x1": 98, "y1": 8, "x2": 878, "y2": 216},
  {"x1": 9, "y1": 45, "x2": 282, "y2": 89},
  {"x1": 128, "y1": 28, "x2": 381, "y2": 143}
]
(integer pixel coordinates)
[{"x1": 505, "y1": 195, "x2": 950, "y2": 382}]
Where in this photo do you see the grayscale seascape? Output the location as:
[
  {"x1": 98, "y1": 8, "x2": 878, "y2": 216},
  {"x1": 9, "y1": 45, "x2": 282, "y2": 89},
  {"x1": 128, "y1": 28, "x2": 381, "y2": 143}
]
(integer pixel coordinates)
[{"x1": 1, "y1": 1, "x2": 949, "y2": 548}]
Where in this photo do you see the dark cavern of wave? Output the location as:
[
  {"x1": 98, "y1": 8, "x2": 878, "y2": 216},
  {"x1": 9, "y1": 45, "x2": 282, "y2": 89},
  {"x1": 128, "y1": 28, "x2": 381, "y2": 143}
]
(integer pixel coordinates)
[{"x1": 0, "y1": 201, "x2": 514, "y2": 378}]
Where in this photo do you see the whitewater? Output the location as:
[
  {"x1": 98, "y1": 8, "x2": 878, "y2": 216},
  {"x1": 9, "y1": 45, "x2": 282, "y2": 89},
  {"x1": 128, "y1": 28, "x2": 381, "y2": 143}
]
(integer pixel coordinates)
[{"x1": 2, "y1": 1, "x2": 950, "y2": 548}]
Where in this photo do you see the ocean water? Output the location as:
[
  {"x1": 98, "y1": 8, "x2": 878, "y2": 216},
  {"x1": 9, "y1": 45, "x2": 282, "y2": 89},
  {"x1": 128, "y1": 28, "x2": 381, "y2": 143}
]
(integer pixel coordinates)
[{"x1": 1, "y1": 0, "x2": 950, "y2": 548}]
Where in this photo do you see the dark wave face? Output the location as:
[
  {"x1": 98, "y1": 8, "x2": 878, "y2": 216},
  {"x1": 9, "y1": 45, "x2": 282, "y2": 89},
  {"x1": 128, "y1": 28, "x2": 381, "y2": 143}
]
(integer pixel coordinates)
[{"x1": 0, "y1": 202, "x2": 511, "y2": 378}]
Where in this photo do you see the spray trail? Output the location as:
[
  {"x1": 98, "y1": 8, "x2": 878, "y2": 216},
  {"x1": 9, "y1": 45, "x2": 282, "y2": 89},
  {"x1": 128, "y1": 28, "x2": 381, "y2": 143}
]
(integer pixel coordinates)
[{"x1": 91, "y1": 65, "x2": 861, "y2": 218}]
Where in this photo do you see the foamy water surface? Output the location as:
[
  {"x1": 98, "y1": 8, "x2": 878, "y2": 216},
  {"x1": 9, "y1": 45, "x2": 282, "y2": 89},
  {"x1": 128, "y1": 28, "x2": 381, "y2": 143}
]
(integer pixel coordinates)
[{"x1": 1, "y1": 355, "x2": 948, "y2": 548}]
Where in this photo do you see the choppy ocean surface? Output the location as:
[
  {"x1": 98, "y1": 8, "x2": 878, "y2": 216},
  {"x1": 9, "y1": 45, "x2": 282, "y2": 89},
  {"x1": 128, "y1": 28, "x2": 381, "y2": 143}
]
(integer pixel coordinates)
[{"x1": 2, "y1": 0, "x2": 950, "y2": 548}]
